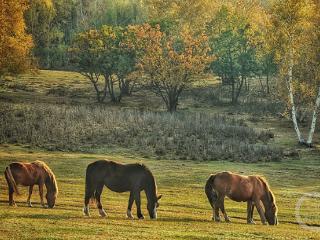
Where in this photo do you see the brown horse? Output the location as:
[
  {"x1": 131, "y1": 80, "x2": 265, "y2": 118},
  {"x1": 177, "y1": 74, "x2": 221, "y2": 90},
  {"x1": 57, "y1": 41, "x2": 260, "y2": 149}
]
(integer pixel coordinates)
[
  {"x1": 4, "y1": 161, "x2": 58, "y2": 208},
  {"x1": 83, "y1": 160, "x2": 162, "y2": 219},
  {"x1": 205, "y1": 171, "x2": 278, "y2": 225}
]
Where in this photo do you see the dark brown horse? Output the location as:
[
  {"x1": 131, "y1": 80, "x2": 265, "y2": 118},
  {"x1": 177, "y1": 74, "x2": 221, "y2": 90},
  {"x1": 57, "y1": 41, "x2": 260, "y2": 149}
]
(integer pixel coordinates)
[
  {"x1": 83, "y1": 160, "x2": 162, "y2": 219},
  {"x1": 4, "y1": 161, "x2": 58, "y2": 208},
  {"x1": 205, "y1": 171, "x2": 278, "y2": 225}
]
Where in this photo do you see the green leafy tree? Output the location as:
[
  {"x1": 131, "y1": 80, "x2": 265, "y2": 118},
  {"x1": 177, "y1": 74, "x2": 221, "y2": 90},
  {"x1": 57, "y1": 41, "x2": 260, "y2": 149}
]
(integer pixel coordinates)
[
  {"x1": 70, "y1": 29, "x2": 106, "y2": 102},
  {"x1": 71, "y1": 25, "x2": 137, "y2": 103},
  {"x1": 207, "y1": 6, "x2": 258, "y2": 104}
]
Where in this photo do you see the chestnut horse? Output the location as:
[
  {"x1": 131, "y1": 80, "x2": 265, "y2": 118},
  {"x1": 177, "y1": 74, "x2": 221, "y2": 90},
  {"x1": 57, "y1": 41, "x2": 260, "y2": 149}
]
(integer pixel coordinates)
[
  {"x1": 4, "y1": 161, "x2": 58, "y2": 208},
  {"x1": 205, "y1": 171, "x2": 278, "y2": 225},
  {"x1": 83, "y1": 160, "x2": 162, "y2": 219}
]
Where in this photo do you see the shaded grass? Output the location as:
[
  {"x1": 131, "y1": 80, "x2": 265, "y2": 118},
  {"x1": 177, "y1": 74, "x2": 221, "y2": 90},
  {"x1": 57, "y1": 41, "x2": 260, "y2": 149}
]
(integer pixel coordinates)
[{"x1": 0, "y1": 145, "x2": 319, "y2": 240}]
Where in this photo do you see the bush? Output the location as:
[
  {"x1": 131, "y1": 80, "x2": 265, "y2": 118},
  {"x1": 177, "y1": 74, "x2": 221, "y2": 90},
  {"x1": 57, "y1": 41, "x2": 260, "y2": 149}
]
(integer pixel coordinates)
[{"x1": 0, "y1": 103, "x2": 282, "y2": 162}]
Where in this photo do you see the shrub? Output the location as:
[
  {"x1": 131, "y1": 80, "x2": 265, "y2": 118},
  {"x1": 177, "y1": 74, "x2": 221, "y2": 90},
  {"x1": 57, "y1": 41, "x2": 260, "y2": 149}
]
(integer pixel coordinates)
[{"x1": 0, "y1": 103, "x2": 282, "y2": 162}]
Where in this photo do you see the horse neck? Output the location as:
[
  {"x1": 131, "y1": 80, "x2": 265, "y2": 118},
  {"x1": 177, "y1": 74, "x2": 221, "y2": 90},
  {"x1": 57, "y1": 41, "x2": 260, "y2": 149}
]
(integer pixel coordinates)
[
  {"x1": 44, "y1": 172, "x2": 55, "y2": 193},
  {"x1": 144, "y1": 174, "x2": 157, "y2": 203},
  {"x1": 261, "y1": 190, "x2": 272, "y2": 210}
]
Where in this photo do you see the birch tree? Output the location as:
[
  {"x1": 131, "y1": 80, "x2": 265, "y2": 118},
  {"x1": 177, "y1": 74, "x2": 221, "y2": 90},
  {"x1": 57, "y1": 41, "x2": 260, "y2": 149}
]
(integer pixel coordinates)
[{"x1": 270, "y1": 0, "x2": 319, "y2": 146}]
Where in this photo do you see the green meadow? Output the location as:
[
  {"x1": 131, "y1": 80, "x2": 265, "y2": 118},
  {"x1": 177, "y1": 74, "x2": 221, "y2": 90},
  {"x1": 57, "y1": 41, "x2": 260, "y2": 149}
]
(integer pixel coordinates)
[
  {"x1": 0, "y1": 71, "x2": 319, "y2": 239},
  {"x1": 0, "y1": 145, "x2": 319, "y2": 240}
]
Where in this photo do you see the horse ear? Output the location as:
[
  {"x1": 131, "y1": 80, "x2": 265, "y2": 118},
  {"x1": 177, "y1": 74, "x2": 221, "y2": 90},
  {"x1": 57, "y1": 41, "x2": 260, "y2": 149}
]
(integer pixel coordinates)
[{"x1": 157, "y1": 195, "x2": 162, "y2": 201}]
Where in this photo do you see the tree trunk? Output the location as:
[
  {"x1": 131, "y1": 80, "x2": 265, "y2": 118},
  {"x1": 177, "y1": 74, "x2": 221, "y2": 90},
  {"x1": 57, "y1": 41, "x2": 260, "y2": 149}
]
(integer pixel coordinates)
[
  {"x1": 231, "y1": 77, "x2": 236, "y2": 104},
  {"x1": 168, "y1": 97, "x2": 178, "y2": 113},
  {"x1": 166, "y1": 88, "x2": 182, "y2": 113},
  {"x1": 119, "y1": 78, "x2": 131, "y2": 96},
  {"x1": 91, "y1": 79, "x2": 102, "y2": 103},
  {"x1": 287, "y1": 48, "x2": 304, "y2": 144},
  {"x1": 234, "y1": 76, "x2": 245, "y2": 104},
  {"x1": 259, "y1": 75, "x2": 265, "y2": 93},
  {"x1": 106, "y1": 75, "x2": 121, "y2": 103},
  {"x1": 306, "y1": 86, "x2": 320, "y2": 146},
  {"x1": 266, "y1": 74, "x2": 270, "y2": 94}
]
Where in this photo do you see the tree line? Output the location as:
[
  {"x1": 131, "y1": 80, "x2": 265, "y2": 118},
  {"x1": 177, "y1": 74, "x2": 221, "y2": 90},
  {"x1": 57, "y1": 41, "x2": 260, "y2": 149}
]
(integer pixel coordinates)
[{"x1": 0, "y1": 0, "x2": 319, "y2": 146}]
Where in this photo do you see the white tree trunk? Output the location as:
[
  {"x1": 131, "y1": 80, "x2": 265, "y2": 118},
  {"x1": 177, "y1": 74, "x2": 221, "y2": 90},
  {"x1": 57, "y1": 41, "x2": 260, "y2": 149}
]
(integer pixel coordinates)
[
  {"x1": 307, "y1": 86, "x2": 320, "y2": 146},
  {"x1": 287, "y1": 48, "x2": 304, "y2": 144}
]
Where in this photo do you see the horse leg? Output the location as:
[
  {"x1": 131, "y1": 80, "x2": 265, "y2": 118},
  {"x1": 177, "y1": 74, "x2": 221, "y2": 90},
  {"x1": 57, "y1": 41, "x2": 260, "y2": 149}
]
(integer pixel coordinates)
[
  {"x1": 39, "y1": 184, "x2": 46, "y2": 208},
  {"x1": 247, "y1": 201, "x2": 255, "y2": 224},
  {"x1": 134, "y1": 191, "x2": 144, "y2": 219},
  {"x1": 27, "y1": 185, "x2": 33, "y2": 207},
  {"x1": 83, "y1": 192, "x2": 92, "y2": 217},
  {"x1": 220, "y1": 198, "x2": 230, "y2": 223},
  {"x1": 213, "y1": 201, "x2": 221, "y2": 222},
  {"x1": 254, "y1": 200, "x2": 267, "y2": 225},
  {"x1": 95, "y1": 183, "x2": 107, "y2": 217},
  {"x1": 250, "y1": 203, "x2": 255, "y2": 221},
  {"x1": 127, "y1": 191, "x2": 134, "y2": 219}
]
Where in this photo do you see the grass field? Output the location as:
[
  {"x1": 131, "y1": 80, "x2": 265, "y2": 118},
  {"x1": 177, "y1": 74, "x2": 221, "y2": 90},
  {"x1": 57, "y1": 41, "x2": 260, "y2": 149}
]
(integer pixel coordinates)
[
  {"x1": 0, "y1": 145, "x2": 319, "y2": 240},
  {"x1": 0, "y1": 70, "x2": 319, "y2": 239}
]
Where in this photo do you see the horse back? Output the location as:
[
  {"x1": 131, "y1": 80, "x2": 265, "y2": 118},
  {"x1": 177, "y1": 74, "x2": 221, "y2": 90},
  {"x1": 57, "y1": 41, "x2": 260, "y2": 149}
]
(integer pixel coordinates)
[
  {"x1": 86, "y1": 160, "x2": 149, "y2": 192},
  {"x1": 212, "y1": 172, "x2": 255, "y2": 202},
  {"x1": 7, "y1": 162, "x2": 43, "y2": 186}
]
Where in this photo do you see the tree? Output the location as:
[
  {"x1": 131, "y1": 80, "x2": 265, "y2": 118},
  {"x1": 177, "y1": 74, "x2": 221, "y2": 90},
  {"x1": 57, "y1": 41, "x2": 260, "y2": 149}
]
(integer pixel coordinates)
[
  {"x1": 71, "y1": 25, "x2": 137, "y2": 103},
  {"x1": 0, "y1": 0, "x2": 33, "y2": 77},
  {"x1": 25, "y1": 0, "x2": 56, "y2": 69},
  {"x1": 270, "y1": 0, "x2": 319, "y2": 146},
  {"x1": 130, "y1": 24, "x2": 212, "y2": 112},
  {"x1": 70, "y1": 29, "x2": 106, "y2": 102},
  {"x1": 207, "y1": 6, "x2": 259, "y2": 104}
]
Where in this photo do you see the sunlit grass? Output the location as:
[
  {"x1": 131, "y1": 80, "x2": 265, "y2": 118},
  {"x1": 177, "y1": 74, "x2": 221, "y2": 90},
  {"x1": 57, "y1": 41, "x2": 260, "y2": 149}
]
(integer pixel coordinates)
[
  {"x1": 0, "y1": 70, "x2": 319, "y2": 239},
  {"x1": 0, "y1": 145, "x2": 319, "y2": 239}
]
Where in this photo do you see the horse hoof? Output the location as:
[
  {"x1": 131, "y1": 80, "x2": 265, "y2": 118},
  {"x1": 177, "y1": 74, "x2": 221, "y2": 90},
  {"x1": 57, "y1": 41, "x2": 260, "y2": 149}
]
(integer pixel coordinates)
[
  {"x1": 247, "y1": 221, "x2": 256, "y2": 225},
  {"x1": 99, "y1": 209, "x2": 107, "y2": 217},
  {"x1": 9, "y1": 203, "x2": 17, "y2": 207},
  {"x1": 126, "y1": 210, "x2": 134, "y2": 219},
  {"x1": 83, "y1": 208, "x2": 90, "y2": 217},
  {"x1": 138, "y1": 215, "x2": 145, "y2": 220},
  {"x1": 225, "y1": 219, "x2": 231, "y2": 223},
  {"x1": 28, "y1": 203, "x2": 32, "y2": 208}
]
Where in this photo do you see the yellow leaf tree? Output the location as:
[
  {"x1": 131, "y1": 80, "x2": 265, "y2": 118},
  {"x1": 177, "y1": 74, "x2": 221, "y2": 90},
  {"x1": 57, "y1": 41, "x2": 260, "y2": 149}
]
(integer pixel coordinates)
[
  {"x1": 270, "y1": 0, "x2": 319, "y2": 146},
  {"x1": 0, "y1": 0, "x2": 33, "y2": 77},
  {"x1": 129, "y1": 24, "x2": 212, "y2": 112}
]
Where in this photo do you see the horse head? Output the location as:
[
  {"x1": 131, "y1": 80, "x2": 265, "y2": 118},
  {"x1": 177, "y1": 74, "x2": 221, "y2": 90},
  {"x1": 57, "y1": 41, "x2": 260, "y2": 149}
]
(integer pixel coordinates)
[
  {"x1": 147, "y1": 194, "x2": 162, "y2": 219},
  {"x1": 44, "y1": 171, "x2": 58, "y2": 208},
  {"x1": 264, "y1": 190, "x2": 278, "y2": 225}
]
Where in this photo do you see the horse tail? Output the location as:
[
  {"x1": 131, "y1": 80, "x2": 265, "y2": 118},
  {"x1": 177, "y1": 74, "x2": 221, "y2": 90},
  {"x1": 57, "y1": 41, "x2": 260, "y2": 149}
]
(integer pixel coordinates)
[
  {"x1": 84, "y1": 166, "x2": 96, "y2": 203},
  {"x1": 205, "y1": 174, "x2": 218, "y2": 208},
  {"x1": 5, "y1": 166, "x2": 20, "y2": 195}
]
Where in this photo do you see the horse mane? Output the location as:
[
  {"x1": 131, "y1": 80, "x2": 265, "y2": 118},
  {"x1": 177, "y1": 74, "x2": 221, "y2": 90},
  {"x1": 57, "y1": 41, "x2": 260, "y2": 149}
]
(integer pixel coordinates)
[
  {"x1": 140, "y1": 163, "x2": 158, "y2": 197},
  {"x1": 257, "y1": 176, "x2": 276, "y2": 207},
  {"x1": 33, "y1": 161, "x2": 58, "y2": 195}
]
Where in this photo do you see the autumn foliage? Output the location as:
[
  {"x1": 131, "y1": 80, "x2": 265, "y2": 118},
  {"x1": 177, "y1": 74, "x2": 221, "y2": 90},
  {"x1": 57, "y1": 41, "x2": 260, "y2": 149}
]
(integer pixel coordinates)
[
  {"x1": 129, "y1": 24, "x2": 212, "y2": 112},
  {"x1": 0, "y1": 0, "x2": 33, "y2": 77}
]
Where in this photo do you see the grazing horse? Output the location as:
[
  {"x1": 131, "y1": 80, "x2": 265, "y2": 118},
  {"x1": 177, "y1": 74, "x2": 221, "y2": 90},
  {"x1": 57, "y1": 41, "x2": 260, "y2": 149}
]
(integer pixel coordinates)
[
  {"x1": 83, "y1": 160, "x2": 162, "y2": 219},
  {"x1": 205, "y1": 171, "x2": 278, "y2": 225},
  {"x1": 4, "y1": 161, "x2": 58, "y2": 208}
]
